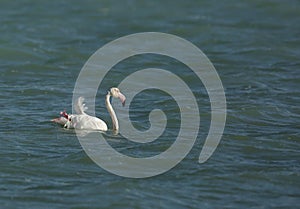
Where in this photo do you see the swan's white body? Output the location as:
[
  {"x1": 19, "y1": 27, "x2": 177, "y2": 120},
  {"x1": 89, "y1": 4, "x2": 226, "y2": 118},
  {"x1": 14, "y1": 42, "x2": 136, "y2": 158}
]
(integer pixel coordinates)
[
  {"x1": 65, "y1": 112, "x2": 108, "y2": 131},
  {"x1": 52, "y1": 88, "x2": 125, "y2": 132}
]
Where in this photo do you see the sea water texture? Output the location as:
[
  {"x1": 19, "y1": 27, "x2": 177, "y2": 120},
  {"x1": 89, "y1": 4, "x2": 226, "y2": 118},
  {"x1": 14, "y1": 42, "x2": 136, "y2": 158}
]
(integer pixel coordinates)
[{"x1": 0, "y1": 1, "x2": 299, "y2": 208}]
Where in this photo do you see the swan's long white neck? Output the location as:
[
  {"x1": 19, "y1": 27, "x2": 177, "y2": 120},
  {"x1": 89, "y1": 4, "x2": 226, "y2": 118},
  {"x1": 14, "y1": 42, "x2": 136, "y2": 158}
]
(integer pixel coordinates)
[{"x1": 105, "y1": 93, "x2": 119, "y2": 132}]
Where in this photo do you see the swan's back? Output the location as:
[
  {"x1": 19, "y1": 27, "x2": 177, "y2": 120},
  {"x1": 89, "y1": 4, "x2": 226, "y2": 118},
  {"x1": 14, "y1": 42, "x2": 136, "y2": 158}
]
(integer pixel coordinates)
[{"x1": 70, "y1": 114, "x2": 108, "y2": 131}]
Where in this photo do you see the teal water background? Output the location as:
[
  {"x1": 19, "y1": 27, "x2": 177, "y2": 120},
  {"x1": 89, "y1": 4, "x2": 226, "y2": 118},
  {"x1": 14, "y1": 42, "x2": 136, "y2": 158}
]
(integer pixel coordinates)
[{"x1": 0, "y1": 1, "x2": 299, "y2": 208}]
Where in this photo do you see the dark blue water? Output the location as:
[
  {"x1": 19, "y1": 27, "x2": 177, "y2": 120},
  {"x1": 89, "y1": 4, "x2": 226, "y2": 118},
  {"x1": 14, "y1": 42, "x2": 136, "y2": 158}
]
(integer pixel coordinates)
[{"x1": 1, "y1": 0, "x2": 299, "y2": 208}]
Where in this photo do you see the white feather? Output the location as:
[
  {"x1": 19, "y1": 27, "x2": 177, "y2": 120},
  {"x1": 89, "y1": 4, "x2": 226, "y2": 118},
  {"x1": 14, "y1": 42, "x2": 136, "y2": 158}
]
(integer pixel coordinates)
[{"x1": 74, "y1": 96, "x2": 88, "y2": 115}]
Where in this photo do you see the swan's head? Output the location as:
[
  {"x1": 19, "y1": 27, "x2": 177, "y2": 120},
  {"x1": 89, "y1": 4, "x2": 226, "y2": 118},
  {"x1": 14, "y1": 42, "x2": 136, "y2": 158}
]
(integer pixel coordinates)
[
  {"x1": 109, "y1": 87, "x2": 126, "y2": 106},
  {"x1": 51, "y1": 111, "x2": 69, "y2": 126}
]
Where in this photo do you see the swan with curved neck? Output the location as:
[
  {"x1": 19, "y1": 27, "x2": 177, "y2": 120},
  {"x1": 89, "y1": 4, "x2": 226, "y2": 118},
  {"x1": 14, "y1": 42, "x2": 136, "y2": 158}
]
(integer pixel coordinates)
[
  {"x1": 105, "y1": 87, "x2": 126, "y2": 131},
  {"x1": 51, "y1": 87, "x2": 126, "y2": 132}
]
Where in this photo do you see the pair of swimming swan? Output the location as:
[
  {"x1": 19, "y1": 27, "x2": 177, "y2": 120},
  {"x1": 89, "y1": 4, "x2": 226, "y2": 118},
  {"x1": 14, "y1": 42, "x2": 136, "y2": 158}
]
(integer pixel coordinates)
[{"x1": 51, "y1": 87, "x2": 126, "y2": 132}]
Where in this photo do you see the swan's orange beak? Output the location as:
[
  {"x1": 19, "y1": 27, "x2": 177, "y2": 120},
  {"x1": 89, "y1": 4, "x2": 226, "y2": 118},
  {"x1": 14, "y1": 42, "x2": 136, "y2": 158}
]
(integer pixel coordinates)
[
  {"x1": 51, "y1": 118, "x2": 60, "y2": 123},
  {"x1": 118, "y1": 92, "x2": 126, "y2": 106},
  {"x1": 51, "y1": 118, "x2": 62, "y2": 126},
  {"x1": 51, "y1": 117, "x2": 68, "y2": 126}
]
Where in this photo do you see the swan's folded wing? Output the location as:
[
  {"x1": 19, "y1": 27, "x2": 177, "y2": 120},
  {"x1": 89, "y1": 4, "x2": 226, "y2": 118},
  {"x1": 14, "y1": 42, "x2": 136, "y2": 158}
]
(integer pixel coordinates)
[{"x1": 75, "y1": 97, "x2": 88, "y2": 114}]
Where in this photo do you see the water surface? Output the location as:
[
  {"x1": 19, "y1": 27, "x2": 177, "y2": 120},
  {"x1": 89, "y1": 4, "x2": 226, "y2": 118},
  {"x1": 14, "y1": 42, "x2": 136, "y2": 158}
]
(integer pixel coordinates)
[{"x1": 0, "y1": 0, "x2": 299, "y2": 208}]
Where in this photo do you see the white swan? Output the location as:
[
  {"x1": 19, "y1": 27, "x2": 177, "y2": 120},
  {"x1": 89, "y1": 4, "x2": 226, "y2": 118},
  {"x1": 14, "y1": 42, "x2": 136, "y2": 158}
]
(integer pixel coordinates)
[{"x1": 51, "y1": 87, "x2": 126, "y2": 132}]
